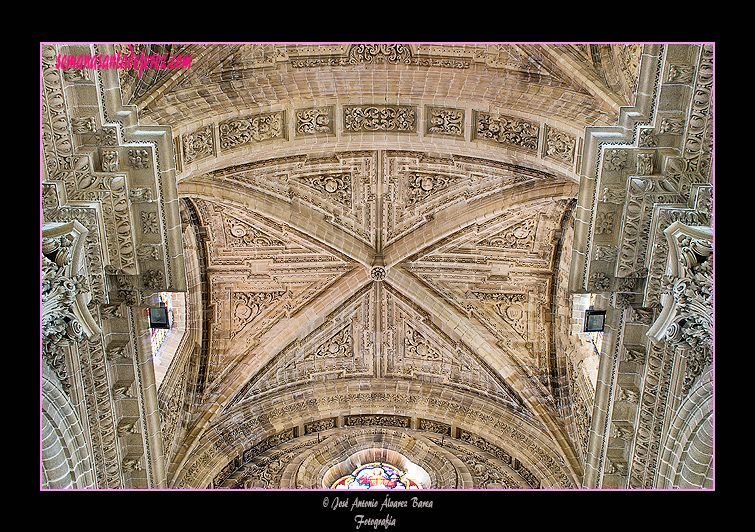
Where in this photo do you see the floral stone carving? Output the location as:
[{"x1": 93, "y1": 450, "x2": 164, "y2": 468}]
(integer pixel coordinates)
[
  {"x1": 295, "y1": 107, "x2": 334, "y2": 135},
  {"x1": 219, "y1": 111, "x2": 284, "y2": 150},
  {"x1": 302, "y1": 327, "x2": 353, "y2": 361},
  {"x1": 182, "y1": 125, "x2": 214, "y2": 164},
  {"x1": 42, "y1": 222, "x2": 101, "y2": 388},
  {"x1": 475, "y1": 112, "x2": 539, "y2": 151},
  {"x1": 646, "y1": 221, "x2": 712, "y2": 395},
  {"x1": 232, "y1": 291, "x2": 287, "y2": 335},
  {"x1": 426, "y1": 107, "x2": 464, "y2": 137},
  {"x1": 405, "y1": 172, "x2": 463, "y2": 207},
  {"x1": 344, "y1": 105, "x2": 416, "y2": 132}
]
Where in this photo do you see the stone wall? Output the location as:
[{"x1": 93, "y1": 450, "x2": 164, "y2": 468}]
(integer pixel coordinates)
[
  {"x1": 570, "y1": 44, "x2": 713, "y2": 489},
  {"x1": 41, "y1": 43, "x2": 186, "y2": 489}
]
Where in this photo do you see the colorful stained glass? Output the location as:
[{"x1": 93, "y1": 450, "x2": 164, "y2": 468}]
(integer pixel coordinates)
[{"x1": 331, "y1": 462, "x2": 421, "y2": 490}]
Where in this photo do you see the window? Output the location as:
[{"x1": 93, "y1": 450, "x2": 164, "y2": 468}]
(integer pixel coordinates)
[
  {"x1": 588, "y1": 293, "x2": 604, "y2": 355},
  {"x1": 149, "y1": 292, "x2": 173, "y2": 356},
  {"x1": 331, "y1": 462, "x2": 421, "y2": 490}
]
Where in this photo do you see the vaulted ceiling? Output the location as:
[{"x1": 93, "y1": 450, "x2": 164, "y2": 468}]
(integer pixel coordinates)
[{"x1": 140, "y1": 44, "x2": 644, "y2": 489}]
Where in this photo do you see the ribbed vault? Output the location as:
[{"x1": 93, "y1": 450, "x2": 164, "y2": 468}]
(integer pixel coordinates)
[{"x1": 146, "y1": 43, "x2": 645, "y2": 489}]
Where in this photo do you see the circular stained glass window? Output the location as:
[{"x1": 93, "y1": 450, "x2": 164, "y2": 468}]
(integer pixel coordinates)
[{"x1": 331, "y1": 462, "x2": 421, "y2": 490}]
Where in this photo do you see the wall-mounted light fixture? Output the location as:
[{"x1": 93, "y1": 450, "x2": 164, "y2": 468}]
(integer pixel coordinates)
[
  {"x1": 584, "y1": 308, "x2": 606, "y2": 332},
  {"x1": 148, "y1": 306, "x2": 170, "y2": 329}
]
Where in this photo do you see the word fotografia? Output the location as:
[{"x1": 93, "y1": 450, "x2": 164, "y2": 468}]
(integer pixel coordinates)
[
  {"x1": 325, "y1": 495, "x2": 433, "y2": 530},
  {"x1": 55, "y1": 45, "x2": 192, "y2": 78},
  {"x1": 354, "y1": 514, "x2": 397, "y2": 530}
]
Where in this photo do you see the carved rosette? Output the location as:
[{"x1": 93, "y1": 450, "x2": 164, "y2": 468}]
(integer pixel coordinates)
[
  {"x1": 370, "y1": 266, "x2": 387, "y2": 281},
  {"x1": 603, "y1": 149, "x2": 628, "y2": 172}
]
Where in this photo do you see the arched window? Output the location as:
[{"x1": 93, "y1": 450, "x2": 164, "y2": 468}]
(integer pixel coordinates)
[
  {"x1": 149, "y1": 292, "x2": 173, "y2": 355},
  {"x1": 331, "y1": 462, "x2": 421, "y2": 490},
  {"x1": 147, "y1": 291, "x2": 186, "y2": 388}
]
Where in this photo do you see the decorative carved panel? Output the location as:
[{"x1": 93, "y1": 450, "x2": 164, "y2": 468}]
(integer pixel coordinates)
[
  {"x1": 343, "y1": 104, "x2": 417, "y2": 132},
  {"x1": 474, "y1": 111, "x2": 539, "y2": 151},
  {"x1": 294, "y1": 106, "x2": 334, "y2": 136},
  {"x1": 219, "y1": 111, "x2": 285, "y2": 150},
  {"x1": 182, "y1": 125, "x2": 214, "y2": 164},
  {"x1": 425, "y1": 106, "x2": 465, "y2": 137}
]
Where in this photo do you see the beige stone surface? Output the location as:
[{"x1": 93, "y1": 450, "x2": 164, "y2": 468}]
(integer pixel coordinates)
[{"x1": 41, "y1": 43, "x2": 713, "y2": 491}]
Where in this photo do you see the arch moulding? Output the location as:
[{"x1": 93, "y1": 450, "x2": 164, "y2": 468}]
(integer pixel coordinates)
[{"x1": 169, "y1": 378, "x2": 580, "y2": 490}]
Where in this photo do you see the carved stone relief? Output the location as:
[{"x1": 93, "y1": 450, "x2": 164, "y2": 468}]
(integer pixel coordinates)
[
  {"x1": 298, "y1": 172, "x2": 352, "y2": 206},
  {"x1": 41, "y1": 224, "x2": 99, "y2": 364},
  {"x1": 343, "y1": 104, "x2": 417, "y2": 132},
  {"x1": 568, "y1": 44, "x2": 713, "y2": 489},
  {"x1": 405, "y1": 172, "x2": 463, "y2": 207},
  {"x1": 199, "y1": 152, "x2": 375, "y2": 245},
  {"x1": 224, "y1": 215, "x2": 284, "y2": 248},
  {"x1": 474, "y1": 111, "x2": 539, "y2": 151},
  {"x1": 473, "y1": 292, "x2": 529, "y2": 340},
  {"x1": 478, "y1": 217, "x2": 537, "y2": 250},
  {"x1": 231, "y1": 291, "x2": 287, "y2": 337},
  {"x1": 544, "y1": 126, "x2": 576, "y2": 164},
  {"x1": 287, "y1": 43, "x2": 472, "y2": 69},
  {"x1": 42, "y1": 43, "x2": 187, "y2": 489},
  {"x1": 209, "y1": 421, "x2": 560, "y2": 489},
  {"x1": 294, "y1": 107, "x2": 334, "y2": 136},
  {"x1": 647, "y1": 222, "x2": 712, "y2": 396},
  {"x1": 219, "y1": 111, "x2": 285, "y2": 150},
  {"x1": 182, "y1": 125, "x2": 214, "y2": 164},
  {"x1": 48, "y1": 42, "x2": 719, "y2": 491},
  {"x1": 426, "y1": 106, "x2": 464, "y2": 137},
  {"x1": 301, "y1": 326, "x2": 353, "y2": 361}
]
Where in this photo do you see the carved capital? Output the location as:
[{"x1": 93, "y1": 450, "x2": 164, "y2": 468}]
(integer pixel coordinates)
[
  {"x1": 647, "y1": 221, "x2": 712, "y2": 392},
  {"x1": 42, "y1": 221, "x2": 101, "y2": 386}
]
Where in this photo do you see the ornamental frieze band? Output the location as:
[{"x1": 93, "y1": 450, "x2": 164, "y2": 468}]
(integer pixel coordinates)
[{"x1": 175, "y1": 104, "x2": 580, "y2": 175}]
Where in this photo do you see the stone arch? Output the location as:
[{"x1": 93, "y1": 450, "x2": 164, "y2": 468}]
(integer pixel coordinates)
[
  {"x1": 296, "y1": 430, "x2": 445, "y2": 489},
  {"x1": 170, "y1": 171, "x2": 583, "y2": 480},
  {"x1": 657, "y1": 366, "x2": 714, "y2": 489},
  {"x1": 41, "y1": 370, "x2": 95, "y2": 489},
  {"x1": 170, "y1": 378, "x2": 580, "y2": 489}
]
